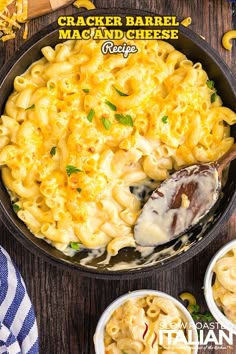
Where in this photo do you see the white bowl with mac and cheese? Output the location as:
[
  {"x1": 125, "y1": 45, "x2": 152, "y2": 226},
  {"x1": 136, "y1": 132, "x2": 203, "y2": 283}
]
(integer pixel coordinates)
[
  {"x1": 94, "y1": 289, "x2": 198, "y2": 353},
  {"x1": 204, "y1": 239, "x2": 236, "y2": 334}
]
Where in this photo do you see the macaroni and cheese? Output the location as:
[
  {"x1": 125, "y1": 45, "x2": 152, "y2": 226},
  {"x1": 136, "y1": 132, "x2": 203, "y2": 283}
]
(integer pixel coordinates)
[
  {"x1": 212, "y1": 247, "x2": 236, "y2": 324},
  {"x1": 0, "y1": 37, "x2": 235, "y2": 256},
  {"x1": 104, "y1": 295, "x2": 193, "y2": 353}
]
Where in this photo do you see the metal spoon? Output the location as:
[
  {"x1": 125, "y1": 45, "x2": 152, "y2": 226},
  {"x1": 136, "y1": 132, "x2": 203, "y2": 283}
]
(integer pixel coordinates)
[{"x1": 134, "y1": 143, "x2": 236, "y2": 247}]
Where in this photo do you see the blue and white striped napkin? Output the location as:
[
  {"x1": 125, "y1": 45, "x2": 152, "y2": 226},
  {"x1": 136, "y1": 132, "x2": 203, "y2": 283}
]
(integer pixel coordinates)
[{"x1": 0, "y1": 246, "x2": 39, "y2": 354}]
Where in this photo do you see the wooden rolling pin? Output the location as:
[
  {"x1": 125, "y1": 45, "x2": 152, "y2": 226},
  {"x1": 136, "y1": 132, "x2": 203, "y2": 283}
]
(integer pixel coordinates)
[{"x1": 28, "y1": 0, "x2": 73, "y2": 19}]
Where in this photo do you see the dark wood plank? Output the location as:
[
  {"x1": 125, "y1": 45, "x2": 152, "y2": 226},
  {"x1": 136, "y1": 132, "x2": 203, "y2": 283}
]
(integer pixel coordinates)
[{"x1": 0, "y1": 1, "x2": 235, "y2": 353}]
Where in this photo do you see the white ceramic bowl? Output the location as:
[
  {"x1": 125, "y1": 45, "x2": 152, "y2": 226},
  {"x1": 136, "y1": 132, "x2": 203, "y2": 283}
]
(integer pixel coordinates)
[
  {"x1": 94, "y1": 289, "x2": 198, "y2": 353},
  {"x1": 204, "y1": 239, "x2": 236, "y2": 334}
]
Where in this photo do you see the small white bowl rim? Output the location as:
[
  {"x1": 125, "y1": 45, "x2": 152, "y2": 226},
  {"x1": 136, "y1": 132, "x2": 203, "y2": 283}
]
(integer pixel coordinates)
[
  {"x1": 94, "y1": 289, "x2": 198, "y2": 354},
  {"x1": 204, "y1": 239, "x2": 236, "y2": 334}
]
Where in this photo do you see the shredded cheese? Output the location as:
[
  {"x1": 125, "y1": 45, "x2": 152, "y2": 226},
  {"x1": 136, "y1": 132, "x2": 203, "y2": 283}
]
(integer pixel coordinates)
[
  {"x1": 22, "y1": 18, "x2": 27, "y2": 39},
  {"x1": 0, "y1": 13, "x2": 21, "y2": 28},
  {"x1": 0, "y1": 0, "x2": 28, "y2": 42},
  {"x1": 16, "y1": 0, "x2": 22, "y2": 14},
  {"x1": 1, "y1": 31, "x2": 15, "y2": 41}
]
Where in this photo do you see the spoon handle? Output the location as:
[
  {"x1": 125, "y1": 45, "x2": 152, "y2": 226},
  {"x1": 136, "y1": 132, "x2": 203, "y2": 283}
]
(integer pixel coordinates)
[{"x1": 216, "y1": 143, "x2": 236, "y2": 178}]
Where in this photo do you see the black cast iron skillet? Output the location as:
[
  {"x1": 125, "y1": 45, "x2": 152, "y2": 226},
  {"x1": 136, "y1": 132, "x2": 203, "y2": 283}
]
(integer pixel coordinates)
[{"x1": 0, "y1": 9, "x2": 235, "y2": 279}]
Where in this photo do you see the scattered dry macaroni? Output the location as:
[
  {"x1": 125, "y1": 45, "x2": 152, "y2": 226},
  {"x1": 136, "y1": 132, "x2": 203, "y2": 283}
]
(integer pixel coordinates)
[
  {"x1": 212, "y1": 248, "x2": 236, "y2": 323},
  {"x1": 181, "y1": 17, "x2": 192, "y2": 27},
  {"x1": 73, "y1": 0, "x2": 95, "y2": 10},
  {"x1": 222, "y1": 30, "x2": 236, "y2": 51},
  {"x1": 0, "y1": 37, "x2": 235, "y2": 256},
  {"x1": 0, "y1": 0, "x2": 28, "y2": 41},
  {"x1": 104, "y1": 295, "x2": 192, "y2": 353},
  {"x1": 179, "y1": 293, "x2": 197, "y2": 313}
]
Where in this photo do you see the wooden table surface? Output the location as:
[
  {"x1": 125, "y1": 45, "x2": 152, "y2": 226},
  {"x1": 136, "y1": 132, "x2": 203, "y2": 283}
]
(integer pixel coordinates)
[{"x1": 0, "y1": 1, "x2": 236, "y2": 353}]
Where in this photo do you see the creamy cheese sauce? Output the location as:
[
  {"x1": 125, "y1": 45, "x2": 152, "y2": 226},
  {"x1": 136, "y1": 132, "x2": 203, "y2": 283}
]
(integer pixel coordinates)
[
  {"x1": 129, "y1": 178, "x2": 160, "y2": 206},
  {"x1": 134, "y1": 164, "x2": 220, "y2": 247},
  {"x1": 77, "y1": 167, "x2": 222, "y2": 271},
  {"x1": 79, "y1": 223, "x2": 209, "y2": 271}
]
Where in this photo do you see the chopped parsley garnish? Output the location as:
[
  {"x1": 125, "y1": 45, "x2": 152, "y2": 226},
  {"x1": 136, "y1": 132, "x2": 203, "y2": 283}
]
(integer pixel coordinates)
[
  {"x1": 161, "y1": 115, "x2": 168, "y2": 124},
  {"x1": 50, "y1": 146, "x2": 57, "y2": 156},
  {"x1": 13, "y1": 203, "x2": 21, "y2": 213},
  {"x1": 83, "y1": 88, "x2": 90, "y2": 93},
  {"x1": 113, "y1": 86, "x2": 129, "y2": 97},
  {"x1": 49, "y1": 84, "x2": 55, "y2": 91},
  {"x1": 189, "y1": 304, "x2": 214, "y2": 322},
  {"x1": 206, "y1": 80, "x2": 217, "y2": 103},
  {"x1": 70, "y1": 242, "x2": 81, "y2": 250},
  {"x1": 115, "y1": 113, "x2": 133, "y2": 127},
  {"x1": 25, "y1": 104, "x2": 35, "y2": 110},
  {"x1": 87, "y1": 109, "x2": 95, "y2": 122},
  {"x1": 121, "y1": 351, "x2": 128, "y2": 354},
  {"x1": 101, "y1": 117, "x2": 112, "y2": 130},
  {"x1": 66, "y1": 165, "x2": 83, "y2": 177},
  {"x1": 206, "y1": 80, "x2": 215, "y2": 89},
  {"x1": 76, "y1": 188, "x2": 82, "y2": 193},
  {"x1": 190, "y1": 304, "x2": 200, "y2": 313},
  {"x1": 211, "y1": 92, "x2": 217, "y2": 103},
  {"x1": 105, "y1": 99, "x2": 117, "y2": 111}
]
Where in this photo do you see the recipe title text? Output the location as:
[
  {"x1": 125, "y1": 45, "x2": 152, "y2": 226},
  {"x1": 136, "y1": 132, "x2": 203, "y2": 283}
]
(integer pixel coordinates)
[{"x1": 58, "y1": 15, "x2": 179, "y2": 40}]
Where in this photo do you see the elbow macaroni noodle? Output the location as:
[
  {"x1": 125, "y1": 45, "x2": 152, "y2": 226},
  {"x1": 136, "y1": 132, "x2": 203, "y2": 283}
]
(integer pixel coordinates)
[
  {"x1": 222, "y1": 30, "x2": 236, "y2": 50},
  {"x1": 181, "y1": 17, "x2": 192, "y2": 27},
  {"x1": 222, "y1": 30, "x2": 236, "y2": 51},
  {"x1": 212, "y1": 248, "x2": 236, "y2": 324},
  {"x1": 73, "y1": 0, "x2": 96, "y2": 10},
  {"x1": 179, "y1": 293, "x2": 197, "y2": 313},
  {"x1": 0, "y1": 37, "x2": 235, "y2": 256},
  {"x1": 104, "y1": 296, "x2": 192, "y2": 353}
]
